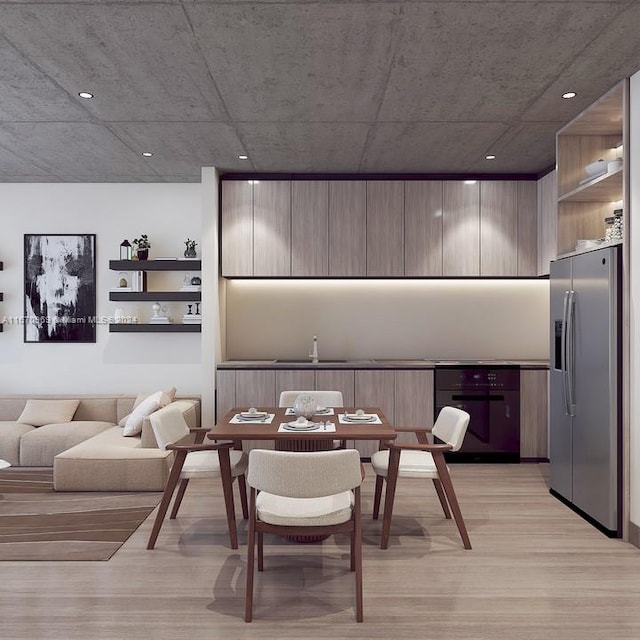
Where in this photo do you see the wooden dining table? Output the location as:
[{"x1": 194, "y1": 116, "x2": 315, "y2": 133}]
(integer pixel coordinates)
[{"x1": 207, "y1": 406, "x2": 398, "y2": 543}]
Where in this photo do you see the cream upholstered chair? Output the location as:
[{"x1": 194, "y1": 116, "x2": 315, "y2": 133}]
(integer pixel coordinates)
[
  {"x1": 245, "y1": 449, "x2": 364, "y2": 623},
  {"x1": 371, "y1": 406, "x2": 472, "y2": 550},
  {"x1": 146, "y1": 408, "x2": 248, "y2": 550},
  {"x1": 279, "y1": 390, "x2": 345, "y2": 448}
]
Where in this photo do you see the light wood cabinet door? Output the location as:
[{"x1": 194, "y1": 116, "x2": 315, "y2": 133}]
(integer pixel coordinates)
[
  {"x1": 315, "y1": 369, "x2": 355, "y2": 406},
  {"x1": 520, "y1": 370, "x2": 548, "y2": 460},
  {"x1": 443, "y1": 181, "x2": 480, "y2": 276},
  {"x1": 275, "y1": 370, "x2": 316, "y2": 402},
  {"x1": 234, "y1": 370, "x2": 276, "y2": 452},
  {"x1": 394, "y1": 370, "x2": 434, "y2": 444},
  {"x1": 216, "y1": 370, "x2": 237, "y2": 423},
  {"x1": 291, "y1": 181, "x2": 328, "y2": 276},
  {"x1": 253, "y1": 181, "x2": 291, "y2": 276},
  {"x1": 404, "y1": 181, "x2": 443, "y2": 276},
  {"x1": 354, "y1": 370, "x2": 395, "y2": 457},
  {"x1": 221, "y1": 181, "x2": 253, "y2": 277},
  {"x1": 517, "y1": 181, "x2": 538, "y2": 276},
  {"x1": 328, "y1": 181, "x2": 366, "y2": 276},
  {"x1": 537, "y1": 170, "x2": 557, "y2": 276},
  {"x1": 366, "y1": 181, "x2": 404, "y2": 276},
  {"x1": 480, "y1": 181, "x2": 518, "y2": 276}
]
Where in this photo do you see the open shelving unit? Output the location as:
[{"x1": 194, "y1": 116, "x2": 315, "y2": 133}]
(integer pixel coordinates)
[
  {"x1": 556, "y1": 81, "x2": 626, "y2": 256},
  {"x1": 108, "y1": 258, "x2": 201, "y2": 333}
]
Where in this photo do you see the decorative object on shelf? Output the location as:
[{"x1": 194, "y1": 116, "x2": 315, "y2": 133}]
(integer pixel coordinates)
[
  {"x1": 608, "y1": 158, "x2": 623, "y2": 173},
  {"x1": 150, "y1": 302, "x2": 170, "y2": 324},
  {"x1": 133, "y1": 235, "x2": 150, "y2": 260},
  {"x1": 118, "y1": 272, "x2": 129, "y2": 288},
  {"x1": 184, "y1": 238, "x2": 198, "y2": 259},
  {"x1": 292, "y1": 393, "x2": 318, "y2": 420},
  {"x1": 119, "y1": 239, "x2": 132, "y2": 260},
  {"x1": 24, "y1": 234, "x2": 96, "y2": 343},
  {"x1": 605, "y1": 209, "x2": 624, "y2": 242},
  {"x1": 190, "y1": 276, "x2": 201, "y2": 286}
]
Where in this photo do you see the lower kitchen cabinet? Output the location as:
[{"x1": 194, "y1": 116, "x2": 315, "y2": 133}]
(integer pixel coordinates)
[
  {"x1": 394, "y1": 370, "x2": 434, "y2": 444},
  {"x1": 315, "y1": 369, "x2": 355, "y2": 406},
  {"x1": 354, "y1": 370, "x2": 396, "y2": 457},
  {"x1": 519, "y1": 369, "x2": 549, "y2": 460}
]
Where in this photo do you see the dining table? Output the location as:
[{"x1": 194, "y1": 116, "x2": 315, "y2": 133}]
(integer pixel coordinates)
[{"x1": 207, "y1": 406, "x2": 398, "y2": 543}]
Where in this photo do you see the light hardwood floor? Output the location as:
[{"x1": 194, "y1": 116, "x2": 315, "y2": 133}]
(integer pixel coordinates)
[{"x1": 2, "y1": 463, "x2": 640, "y2": 639}]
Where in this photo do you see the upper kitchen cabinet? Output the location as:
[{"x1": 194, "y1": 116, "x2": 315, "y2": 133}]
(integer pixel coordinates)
[
  {"x1": 480, "y1": 181, "x2": 518, "y2": 276},
  {"x1": 328, "y1": 181, "x2": 366, "y2": 276},
  {"x1": 404, "y1": 181, "x2": 443, "y2": 276},
  {"x1": 253, "y1": 181, "x2": 291, "y2": 276},
  {"x1": 537, "y1": 170, "x2": 558, "y2": 276},
  {"x1": 556, "y1": 81, "x2": 627, "y2": 256},
  {"x1": 291, "y1": 181, "x2": 328, "y2": 276},
  {"x1": 366, "y1": 181, "x2": 404, "y2": 276},
  {"x1": 443, "y1": 181, "x2": 480, "y2": 276},
  {"x1": 517, "y1": 181, "x2": 538, "y2": 276},
  {"x1": 221, "y1": 180, "x2": 253, "y2": 277}
]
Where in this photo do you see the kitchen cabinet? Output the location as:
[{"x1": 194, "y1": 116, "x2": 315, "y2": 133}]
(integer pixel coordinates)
[
  {"x1": 221, "y1": 180, "x2": 252, "y2": 277},
  {"x1": 291, "y1": 181, "x2": 328, "y2": 276},
  {"x1": 404, "y1": 181, "x2": 443, "y2": 276},
  {"x1": 394, "y1": 369, "x2": 434, "y2": 444},
  {"x1": 253, "y1": 181, "x2": 291, "y2": 276},
  {"x1": 480, "y1": 181, "x2": 518, "y2": 276},
  {"x1": 517, "y1": 181, "x2": 538, "y2": 276},
  {"x1": 443, "y1": 181, "x2": 480, "y2": 276},
  {"x1": 519, "y1": 369, "x2": 548, "y2": 460},
  {"x1": 354, "y1": 370, "x2": 395, "y2": 457},
  {"x1": 537, "y1": 170, "x2": 557, "y2": 276},
  {"x1": 328, "y1": 181, "x2": 366, "y2": 276},
  {"x1": 275, "y1": 369, "x2": 315, "y2": 397},
  {"x1": 556, "y1": 81, "x2": 626, "y2": 256},
  {"x1": 315, "y1": 369, "x2": 355, "y2": 406},
  {"x1": 366, "y1": 181, "x2": 404, "y2": 276}
]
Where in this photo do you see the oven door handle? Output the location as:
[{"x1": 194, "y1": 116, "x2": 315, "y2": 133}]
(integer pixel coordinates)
[{"x1": 451, "y1": 394, "x2": 505, "y2": 401}]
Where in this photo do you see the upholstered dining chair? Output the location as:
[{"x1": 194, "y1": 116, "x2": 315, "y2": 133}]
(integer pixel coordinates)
[
  {"x1": 146, "y1": 408, "x2": 248, "y2": 550},
  {"x1": 371, "y1": 406, "x2": 472, "y2": 550},
  {"x1": 245, "y1": 448, "x2": 364, "y2": 623},
  {"x1": 279, "y1": 390, "x2": 345, "y2": 449}
]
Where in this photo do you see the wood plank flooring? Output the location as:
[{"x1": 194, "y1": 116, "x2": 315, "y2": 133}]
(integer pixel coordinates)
[{"x1": 2, "y1": 463, "x2": 640, "y2": 639}]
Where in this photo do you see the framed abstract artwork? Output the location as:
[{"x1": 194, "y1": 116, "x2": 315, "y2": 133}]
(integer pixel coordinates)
[{"x1": 24, "y1": 234, "x2": 97, "y2": 343}]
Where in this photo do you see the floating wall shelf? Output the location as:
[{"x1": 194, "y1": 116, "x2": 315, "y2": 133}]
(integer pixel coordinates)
[{"x1": 109, "y1": 324, "x2": 201, "y2": 333}]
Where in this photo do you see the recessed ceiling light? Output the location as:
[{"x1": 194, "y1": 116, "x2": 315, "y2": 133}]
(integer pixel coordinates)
[
  {"x1": 78, "y1": 91, "x2": 94, "y2": 99},
  {"x1": 464, "y1": 180, "x2": 477, "y2": 185},
  {"x1": 562, "y1": 91, "x2": 577, "y2": 99},
  {"x1": 238, "y1": 154, "x2": 248, "y2": 160},
  {"x1": 485, "y1": 154, "x2": 496, "y2": 160},
  {"x1": 141, "y1": 152, "x2": 153, "y2": 157}
]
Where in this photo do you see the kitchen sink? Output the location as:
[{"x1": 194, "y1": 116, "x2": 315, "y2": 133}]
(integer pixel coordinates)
[{"x1": 275, "y1": 359, "x2": 348, "y2": 363}]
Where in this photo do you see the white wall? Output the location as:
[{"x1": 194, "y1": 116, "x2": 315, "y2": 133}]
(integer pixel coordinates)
[
  {"x1": 629, "y1": 72, "x2": 640, "y2": 530},
  {"x1": 0, "y1": 183, "x2": 207, "y2": 406},
  {"x1": 225, "y1": 278, "x2": 549, "y2": 361}
]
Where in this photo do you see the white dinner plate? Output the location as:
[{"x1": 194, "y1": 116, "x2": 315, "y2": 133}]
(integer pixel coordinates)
[
  {"x1": 344, "y1": 414, "x2": 375, "y2": 422},
  {"x1": 283, "y1": 421, "x2": 319, "y2": 431},
  {"x1": 240, "y1": 411, "x2": 267, "y2": 419}
]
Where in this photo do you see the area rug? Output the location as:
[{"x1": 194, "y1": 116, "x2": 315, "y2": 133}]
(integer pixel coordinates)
[{"x1": 0, "y1": 468, "x2": 162, "y2": 561}]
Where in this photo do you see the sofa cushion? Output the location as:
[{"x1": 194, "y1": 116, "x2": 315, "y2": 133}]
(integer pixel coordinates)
[
  {"x1": 17, "y1": 399, "x2": 80, "y2": 427},
  {"x1": 122, "y1": 391, "x2": 167, "y2": 436},
  {"x1": 19, "y1": 421, "x2": 115, "y2": 467},
  {"x1": 118, "y1": 388, "x2": 176, "y2": 427},
  {"x1": 0, "y1": 421, "x2": 35, "y2": 466}
]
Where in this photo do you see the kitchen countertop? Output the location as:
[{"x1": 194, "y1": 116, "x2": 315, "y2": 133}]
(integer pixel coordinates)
[{"x1": 217, "y1": 359, "x2": 549, "y2": 370}]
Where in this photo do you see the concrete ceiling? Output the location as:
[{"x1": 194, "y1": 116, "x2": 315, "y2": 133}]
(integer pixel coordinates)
[{"x1": 0, "y1": 1, "x2": 639, "y2": 183}]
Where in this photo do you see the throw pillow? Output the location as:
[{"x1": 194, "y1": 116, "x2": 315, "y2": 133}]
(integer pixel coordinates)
[
  {"x1": 122, "y1": 391, "x2": 168, "y2": 437},
  {"x1": 18, "y1": 399, "x2": 80, "y2": 427},
  {"x1": 118, "y1": 387, "x2": 176, "y2": 427}
]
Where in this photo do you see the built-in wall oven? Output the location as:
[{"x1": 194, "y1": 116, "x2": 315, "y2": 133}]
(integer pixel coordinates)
[{"x1": 434, "y1": 367, "x2": 520, "y2": 462}]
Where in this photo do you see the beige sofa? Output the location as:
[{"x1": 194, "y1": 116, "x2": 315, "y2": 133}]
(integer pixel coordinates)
[{"x1": 0, "y1": 394, "x2": 200, "y2": 491}]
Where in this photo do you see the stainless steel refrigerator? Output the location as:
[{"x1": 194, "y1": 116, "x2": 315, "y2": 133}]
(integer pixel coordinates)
[{"x1": 549, "y1": 245, "x2": 622, "y2": 537}]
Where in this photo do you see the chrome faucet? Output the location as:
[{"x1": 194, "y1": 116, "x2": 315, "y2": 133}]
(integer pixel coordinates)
[{"x1": 309, "y1": 335, "x2": 319, "y2": 364}]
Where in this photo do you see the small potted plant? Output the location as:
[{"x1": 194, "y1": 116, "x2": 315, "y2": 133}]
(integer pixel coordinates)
[
  {"x1": 133, "y1": 234, "x2": 151, "y2": 260},
  {"x1": 184, "y1": 238, "x2": 198, "y2": 259}
]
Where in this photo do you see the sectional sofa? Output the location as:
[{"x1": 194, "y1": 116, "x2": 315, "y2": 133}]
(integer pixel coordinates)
[{"x1": 0, "y1": 394, "x2": 200, "y2": 491}]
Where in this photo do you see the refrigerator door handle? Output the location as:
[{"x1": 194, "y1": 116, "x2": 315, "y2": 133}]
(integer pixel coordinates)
[
  {"x1": 561, "y1": 290, "x2": 570, "y2": 415},
  {"x1": 566, "y1": 290, "x2": 577, "y2": 416}
]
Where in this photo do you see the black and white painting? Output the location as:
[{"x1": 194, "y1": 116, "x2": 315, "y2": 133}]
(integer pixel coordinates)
[{"x1": 24, "y1": 234, "x2": 96, "y2": 343}]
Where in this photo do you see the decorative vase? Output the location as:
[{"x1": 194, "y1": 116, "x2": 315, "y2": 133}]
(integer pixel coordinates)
[
  {"x1": 293, "y1": 394, "x2": 318, "y2": 420},
  {"x1": 184, "y1": 247, "x2": 197, "y2": 258},
  {"x1": 137, "y1": 249, "x2": 149, "y2": 260}
]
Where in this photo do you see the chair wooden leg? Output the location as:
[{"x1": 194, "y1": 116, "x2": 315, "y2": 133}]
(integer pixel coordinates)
[
  {"x1": 257, "y1": 531, "x2": 264, "y2": 572},
  {"x1": 238, "y1": 474, "x2": 249, "y2": 520},
  {"x1": 431, "y1": 452, "x2": 472, "y2": 550},
  {"x1": 432, "y1": 478, "x2": 452, "y2": 519},
  {"x1": 218, "y1": 447, "x2": 238, "y2": 549},
  {"x1": 380, "y1": 447, "x2": 400, "y2": 550},
  {"x1": 245, "y1": 490, "x2": 256, "y2": 623},
  {"x1": 353, "y1": 487, "x2": 363, "y2": 622},
  {"x1": 169, "y1": 478, "x2": 189, "y2": 519},
  {"x1": 372, "y1": 474, "x2": 384, "y2": 520},
  {"x1": 147, "y1": 450, "x2": 187, "y2": 550}
]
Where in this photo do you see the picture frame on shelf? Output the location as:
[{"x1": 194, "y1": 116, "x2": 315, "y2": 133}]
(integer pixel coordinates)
[{"x1": 24, "y1": 234, "x2": 96, "y2": 343}]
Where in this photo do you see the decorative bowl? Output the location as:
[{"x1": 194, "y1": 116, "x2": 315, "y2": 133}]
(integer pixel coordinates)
[
  {"x1": 585, "y1": 159, "x2": 606, "y2": 177},
  {"x1": 292, "y1": 394, "x2": 318, "y2": 420}
]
